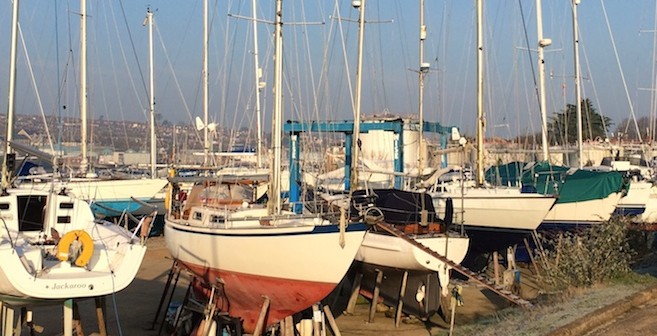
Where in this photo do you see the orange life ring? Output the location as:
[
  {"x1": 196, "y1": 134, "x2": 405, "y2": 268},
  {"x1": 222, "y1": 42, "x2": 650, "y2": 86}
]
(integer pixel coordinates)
[{"x1": 56, "y1": 230, "x2": 95, "y2": 267}]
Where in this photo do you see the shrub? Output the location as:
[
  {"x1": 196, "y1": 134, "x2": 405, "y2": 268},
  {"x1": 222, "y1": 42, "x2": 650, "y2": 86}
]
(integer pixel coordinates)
[{"x1": 538, "y1": 217, "x2": 634, "y2": 290}]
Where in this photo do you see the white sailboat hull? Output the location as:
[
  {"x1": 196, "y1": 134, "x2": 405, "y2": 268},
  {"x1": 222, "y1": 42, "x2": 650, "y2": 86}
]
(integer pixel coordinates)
[
  {"x1": 541, "y1": 192, "x2": 623, "y2": 228},
  {"x1": 356, "y1": 232, "x2": 468, "y2": 272},
  {"x1": 21, "y1": 178, "x2": 168, "y2": 202},
  {"x1": 641, "y1": 187, "x2": 657, "y2": 223},
  {"x1": 616, "y1": 180, "x2": 652, "y2": 216},
  {"x1": 164, "y1": 206, "x2": 366, "y2": 333},
  {"x1": 0, "y1": 188, "x2": 146, "y2": 305},
  {"x1": 430, "y1": 187, "x2": 556, "y2": 231}
]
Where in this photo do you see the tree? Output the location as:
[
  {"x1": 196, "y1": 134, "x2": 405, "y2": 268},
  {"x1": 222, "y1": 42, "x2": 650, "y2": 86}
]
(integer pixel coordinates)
[
  {"x1": 615, "y1": 116, "x2": 649, "y2": 141},
  {"x1": 547, "y1": 98, "x2": 612, "y2": 145}
]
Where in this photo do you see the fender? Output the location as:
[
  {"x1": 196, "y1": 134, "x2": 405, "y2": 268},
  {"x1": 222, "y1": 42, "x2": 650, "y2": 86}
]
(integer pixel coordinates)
[{"x1": 56, "y1": 230, "x2": 95, "y2": 267}]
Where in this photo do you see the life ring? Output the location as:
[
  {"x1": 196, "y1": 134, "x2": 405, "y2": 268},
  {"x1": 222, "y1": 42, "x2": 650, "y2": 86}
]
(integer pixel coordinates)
[{"x1": 56, "y1": 230, "x2": 95, "y2": 267}]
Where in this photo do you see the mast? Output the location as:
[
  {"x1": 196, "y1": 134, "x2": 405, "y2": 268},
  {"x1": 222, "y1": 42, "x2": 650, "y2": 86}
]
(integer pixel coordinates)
[
  {"x1": 2, "y1": 0, "x2": 19, "y2": 188},
  {"x1": 536, "y1": 0, "x2": 551, "y2": 162},
  {"x1": 146, "y1": 9, "x2": 157, "y2": 178},
  {"x1": 572, "y1": 0, "x2": 583, "y2": 168},
  {"x1": 418, "y1": 0, "x2": 428, "y2": 224},
  {"x1": 80, "y1": 0, "x2": 89, "y2": 174},
  {"x1": 269, "y1": 0, "x2": 284, "y2": 215},
  {"x1": 203, "y1": 0, "x2": 210, "y2": 166},
  {"x1": 418, "y1": 0, "x2": 426, "y2": 178},
  {"x1": 475, "y1": 0, "x2": 485, "y2": 186},
  {"x1": 252, "y1": 0, "x2": 264, "y2": 169},
  {"x1": 350, "y1": 0, "x2": 366, "y2": 191}
]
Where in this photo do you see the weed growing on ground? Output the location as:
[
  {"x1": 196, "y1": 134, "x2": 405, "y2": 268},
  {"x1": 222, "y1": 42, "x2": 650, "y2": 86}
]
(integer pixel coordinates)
[{"x1": 537, "y1": 217, "x2": 634, "y2": 291}]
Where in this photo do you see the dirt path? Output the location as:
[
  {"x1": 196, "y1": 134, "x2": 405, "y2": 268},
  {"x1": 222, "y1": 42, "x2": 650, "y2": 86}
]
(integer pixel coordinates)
[{"x1": 586, "y1": 299, "x2": 657, "y2": 336}]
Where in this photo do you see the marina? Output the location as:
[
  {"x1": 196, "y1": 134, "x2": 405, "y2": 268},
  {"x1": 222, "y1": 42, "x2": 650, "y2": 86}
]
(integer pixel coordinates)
[{"x1": 3, "y1": 0, "x2": 657, "y2": 335}]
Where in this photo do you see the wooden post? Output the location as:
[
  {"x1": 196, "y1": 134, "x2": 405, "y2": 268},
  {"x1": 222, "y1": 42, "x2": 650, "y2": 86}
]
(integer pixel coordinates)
[
  {"x1": 279, "y1": 317, "x2": 286, "y2": 336},
  {"x1": 507, "y1": 246, "x2": 517, "y2": 270},
  {"x1": 555, "y1": 232, "x2": 563, "y2": 266},
  {"x1": 64, "y1": 299, "x2": 73, "y2": 336},
  {"x1": 297, "y1": 319, "x2": 313, "y2": 336},
  {"x1": 448, "y1": 294, "x2": 457, "y2": 336},
  {"x1": 72, "y1": 301, "x2": 84, "y2": 336},
  {"x1": 395, "y1": 271, "x2": 408, "y2": 327},
  {"x1": 252, "y1": 296, "x2": 270, "y2": 336},
  {"x1": 345, "y1": 272, "x2": 362, "y2": 314},
  {"x1": 493, "y1": 251, "x2": 500, "y2": 286},
  {"x1": 95, "y1": 296, "x2": 107, "y2": 336},
  {"x1": 3, "y1": 304, "x2": 14, "y2": 336},
  {"x1": 0, "y1": 303, "x2": 9, "y2": 336},
  {"x1": 284, "y1": 315, "x2": 294, "y2": 336},
  {"x1": 25, "y1": 308, "x2": 41, "y2": 336},
  {"x1": 523, "y1": 238, "x2": 541, "y2": 277},
  {"x1": 16, "y1": 307, "x2": 28, "y2": 336},
  {"x1": 311, "y1": 304, "x2": 321, "y2": 336},
  {"x1": 12, "y1": 306, "x2": 21, "y2": 336},
  {"x1": 368, "y1": 269, "x2": 383, "y2": 323},
  {"x1": 323, "y1": 305, "x2": 341, "y2": 336}
]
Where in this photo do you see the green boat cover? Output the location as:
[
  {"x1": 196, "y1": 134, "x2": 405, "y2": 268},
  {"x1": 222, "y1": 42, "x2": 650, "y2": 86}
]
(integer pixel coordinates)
[
  {"x1": 485, "y1": 161, "x2": 627, "y2": 204},
  {"x1": 520, "y1": 161, "x2": 627, "y2": 204},
  {"x1": 484, "y1": 161, "x2": 526, "y2": 187}
]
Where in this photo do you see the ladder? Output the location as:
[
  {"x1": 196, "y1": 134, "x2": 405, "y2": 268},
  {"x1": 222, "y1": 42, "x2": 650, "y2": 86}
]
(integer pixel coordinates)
[{"x1": 375, "y1": 222, "x2": 533, "y2": 308}]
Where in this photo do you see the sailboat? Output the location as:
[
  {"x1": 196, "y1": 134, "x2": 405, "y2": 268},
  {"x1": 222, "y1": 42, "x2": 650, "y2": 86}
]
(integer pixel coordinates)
[
  {"x1": 427, "y1": 0, "x2": 556, "y2": 258},
  {"x1": 163, "y1": 0, "x2": 367, "y2": 333},
  {"x1": 14, "y1": 1, "x2": 167, "y2": 218},
  {"x1": 0, "y1": 0, "x2": 148, "y2": 319},
  {"x1": 305, "y1": 0, "x2": 469, "y2": 321},
  {"x1": 511, "y1": 0, "x2": 627, "y2": 230}
]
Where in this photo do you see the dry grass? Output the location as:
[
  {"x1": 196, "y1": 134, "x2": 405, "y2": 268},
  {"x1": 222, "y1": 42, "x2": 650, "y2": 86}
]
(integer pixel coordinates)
[{"x1": 434, "y1": 219, "x2": 657, "y2": 336}]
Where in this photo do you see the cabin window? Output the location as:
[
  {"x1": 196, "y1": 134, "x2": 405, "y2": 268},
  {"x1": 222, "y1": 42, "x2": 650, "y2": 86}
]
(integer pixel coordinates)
[
  {"x1": 193, "y1": 212, "x2": 203, "y2": 221},
  {"x1": 59, "y1": 203, "x2": 74, "y2": 209},
  {"x1": 57, "y1": 216, "x2": 71, "y2": 224},
  {"x1": 209, "y1": 215, "x2": 224, "y2": 224},
  {"x1": 0, "y1": 203, "x2": 9, "y2": 210},
  {"x1": 17, "y1": 195, "x2": 46, "y2": 231}
]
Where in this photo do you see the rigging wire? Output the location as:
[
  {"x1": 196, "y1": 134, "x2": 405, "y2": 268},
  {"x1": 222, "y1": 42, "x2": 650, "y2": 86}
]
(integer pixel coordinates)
[
  {"x1": 154, "y1": 24, "x2": 195, "y2": 133},
  {"x1": 98, "y1": 1, "x2": 126, "y2": 151},
  {"x1": 393, "y1": 0, "x2": 414, "y2": 115},
  {"x1": 517, "y1": 0, "x2": 541, "y2": 141},
  {"x1": 18, "y1": 22, "x2": 55, "y2": 154},
  {"x1": 599, "y1": 0, "x2": 641, "y2": 141},
  {"x1": 116, "y1": 0, "x2": 149, "y2": 103},
  {"x1": 55, "y1": 0, "x2": 63, "y2": 154}
]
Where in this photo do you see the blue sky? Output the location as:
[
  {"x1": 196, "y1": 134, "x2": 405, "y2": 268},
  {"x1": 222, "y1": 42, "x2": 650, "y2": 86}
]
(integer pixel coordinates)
[{"x1": 0, "y1": 0, "x2": 654, "y2": 139}]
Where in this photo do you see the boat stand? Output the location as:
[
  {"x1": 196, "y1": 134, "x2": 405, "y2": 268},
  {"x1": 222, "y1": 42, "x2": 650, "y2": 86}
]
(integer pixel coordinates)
[
  {"x1": 394, "y1": 271, "x2": 409, "y2": 327},
  {"x1": 252, "y1": 296, "x2": 270, "y2": 336},
  {"x1": 0, "y1": 300, "x2": 90, "y2": 336},
  {"x1": 375, "y1": 223, "x2": 532, "y2": 308},
  {"x1": 0, "y1": 304, "x2": 47, "y2": 336},
  {"x1": 151, "y1": 259, "x2": 182, "y2": 335},
  {"x1": 289, "y1": 303, "x2": 341, "y2": 336},
  {"x1": 0, "y1": 302, "x2": 16, "y2": 336},
  {"x1": 156, "y1": 265, "x2": 242, "y2": 336},
  {"x1": 368, "y1": 269, "x2": 384, "y2": 323},
  {"x1": 345, "y1": 273, "x2": 363, "y2": 315}
]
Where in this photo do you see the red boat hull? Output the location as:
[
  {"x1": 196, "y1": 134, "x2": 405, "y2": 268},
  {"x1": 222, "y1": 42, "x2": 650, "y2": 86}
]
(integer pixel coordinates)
[{"x1": 182, "y1": 262, "x2": 337, "y2": 333}]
